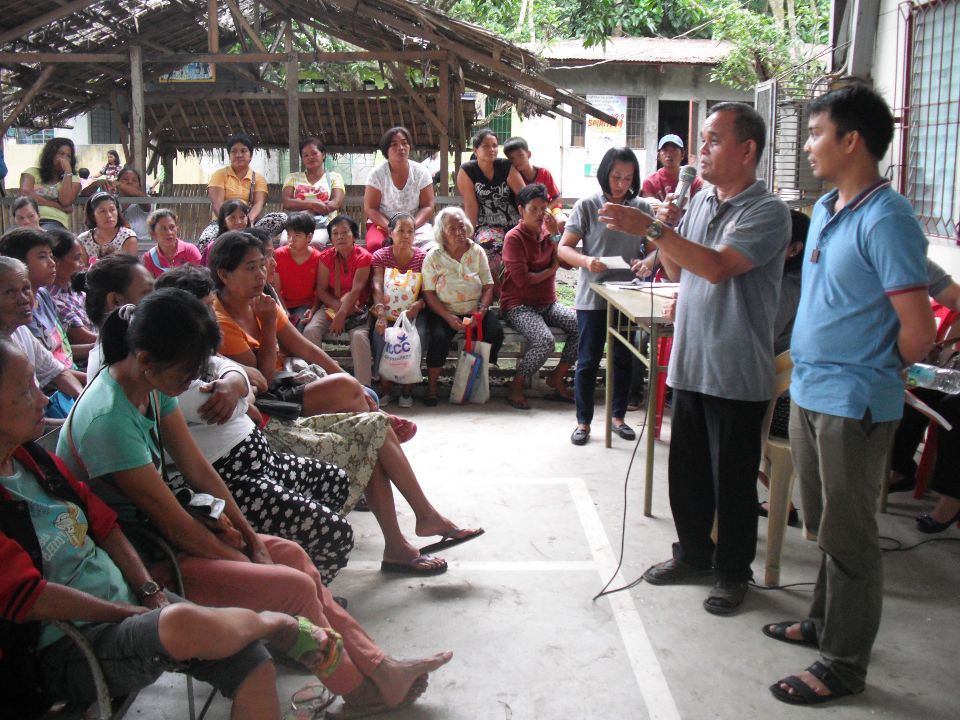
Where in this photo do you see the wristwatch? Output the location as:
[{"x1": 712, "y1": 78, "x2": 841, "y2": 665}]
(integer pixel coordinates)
[
  {"x1": 137, "y1": 580, "x2": 162, "y2": 599},
  {"x1": 645, "y1": 220, "x2": 665, "y2": 241}
]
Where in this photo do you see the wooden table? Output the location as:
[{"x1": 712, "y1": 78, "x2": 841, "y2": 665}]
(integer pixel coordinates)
[{"x1": 591, "y1": 282, "x2": 676, "y2": 516}]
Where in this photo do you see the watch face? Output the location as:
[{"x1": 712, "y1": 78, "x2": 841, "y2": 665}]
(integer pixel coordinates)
[{"x1": 140, "y1": 581, "x2": 161, "y2": 597}]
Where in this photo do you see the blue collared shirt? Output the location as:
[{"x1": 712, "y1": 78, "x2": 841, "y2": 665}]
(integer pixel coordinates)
[{"x1": 791, "y1": 180, "x2": 928, "y2": 421}]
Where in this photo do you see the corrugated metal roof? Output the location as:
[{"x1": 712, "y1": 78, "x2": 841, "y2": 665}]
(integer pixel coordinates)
[{"x1": 530, "y1": 37, "x2": 734, "y2": 66}]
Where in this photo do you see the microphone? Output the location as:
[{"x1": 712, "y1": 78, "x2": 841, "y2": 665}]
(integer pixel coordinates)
[{"x1": 670, "y1": 165, "x2": 698, "y2": 211}]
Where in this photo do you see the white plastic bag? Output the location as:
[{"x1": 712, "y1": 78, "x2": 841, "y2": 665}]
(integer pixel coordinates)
[{"x1": 378, "y1": 311, "x2": 422, "y2": 385}]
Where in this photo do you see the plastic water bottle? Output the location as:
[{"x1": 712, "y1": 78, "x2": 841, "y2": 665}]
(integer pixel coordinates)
[{"x1": 905, "y1": 363, "x2": 960, "y2": 393}]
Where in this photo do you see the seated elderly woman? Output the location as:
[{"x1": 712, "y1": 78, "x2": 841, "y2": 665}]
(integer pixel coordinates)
[
  {"x1": 54, "y1": 290, "x2": 452, "y2": 715},
  {"x1": 363, "y1": 126, "x2": 435, "y2": 253},
  {"x1": 76, "y1": 191, "x2": 139, "y2": 265},
  {"x1": 0, "y1": 256, "x2": 82, "y2": 416},
  {"x1": 197, "y1": 133, "x2": 286, "y2": 255},
  {"x1": 142, "y1": 209, "x2": 202, "y2": 278},
  {"x1": 501, "y1": 184, "x2": 578, "y2": 410},
  {"x1": 421, "y1": 206, "x2": 504, "y2": 406},
  {"x1": 0, "y1": 339, "x2": 345, "y2": 719},
  {"x1": 0, "y1": 228, "x2": 90, "y2": 373},
  {"x1": 209, "y1": 232, "x2": 484, "y2": 574},
  {"x1": 302, "y1": 215, "x2": 374, "y2": 387}
]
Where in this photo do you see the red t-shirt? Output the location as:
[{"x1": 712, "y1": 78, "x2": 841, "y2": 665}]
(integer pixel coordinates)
[
  {"x1": 319, "y1": 245, "x2": 373, "y2": 306},
  {"x1": 500, "y1": 222, "x2": 558, "y2": 313},
  {"x1": 275, "y1": 245, "x2": 322, "y2": 309},
  {"x1": 527, "y1": 166, "x2": 561, "y2": 202},
  {"x1": 641, "y1": 167, "x2": 703, "y2": 203}
]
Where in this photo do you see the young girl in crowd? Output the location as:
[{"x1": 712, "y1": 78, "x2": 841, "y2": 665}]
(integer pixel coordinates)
[
  {"x1": 12, "y1": 196, "x2": 41, "y2": 228},
  {"x1": 200, "y1": 198, "x2": 251, "y2": 265},
  {"x1": 46, "y1": 226, "x2": 98, "y2": 350},
  {"x1": 274, "y1": 211, "x2": 322, "y2": 324}
]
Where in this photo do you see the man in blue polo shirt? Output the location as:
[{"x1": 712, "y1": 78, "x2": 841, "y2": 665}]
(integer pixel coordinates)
[{"x1": 765, "y1": 83, "x2": 935, "y2": 706}]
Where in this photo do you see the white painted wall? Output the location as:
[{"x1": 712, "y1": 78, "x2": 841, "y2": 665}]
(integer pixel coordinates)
[{"x1": 508, "y1": 63, "x2": 751, "y2": 201}]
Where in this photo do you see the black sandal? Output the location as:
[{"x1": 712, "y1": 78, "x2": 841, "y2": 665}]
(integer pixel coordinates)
[
  {"x1": 762, "y1": 619, "x2": 819, "y2": 648},
  {"x1": 770, "y1": 661, "x2": 858, "y2": 705},
  {"x1": 703, "y1": 579, "x2": 748, "y2": 615}
]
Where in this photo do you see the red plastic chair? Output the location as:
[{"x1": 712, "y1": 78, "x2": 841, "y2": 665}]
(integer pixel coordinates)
[
  {"x1": 651, "y1": 267, "x2": 674, "y2": 439},
  {"x1": 912, "y1": 301, "x2": 960, "y2": 499}
]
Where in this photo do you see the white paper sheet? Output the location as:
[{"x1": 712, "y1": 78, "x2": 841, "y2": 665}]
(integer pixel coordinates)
[{"x1": 598, "y1": 256, "x2": 632, "y2": 270}]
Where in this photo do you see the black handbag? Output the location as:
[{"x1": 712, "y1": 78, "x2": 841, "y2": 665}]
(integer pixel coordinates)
[{"x1": 254, "y1": 371, "x2": 303, "y2": 420}]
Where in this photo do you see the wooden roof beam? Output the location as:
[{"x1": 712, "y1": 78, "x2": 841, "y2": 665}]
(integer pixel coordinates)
[
  {"x1": 223, "y1": 0, "x2": 269, "y2": 53},
  {"x1": 0, "y1": 0, "x2": 105, "y2": 46},
  {"x1": 0, "y1": 65, "x2": 55, "y2": 136}
]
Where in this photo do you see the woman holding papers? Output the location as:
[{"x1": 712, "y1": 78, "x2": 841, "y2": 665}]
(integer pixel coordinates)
[{"x1": 557, "y1": 147, "x2": 653, "y2": 446}]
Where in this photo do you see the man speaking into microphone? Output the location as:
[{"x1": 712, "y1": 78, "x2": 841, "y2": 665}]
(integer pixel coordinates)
[{"x1": 601, "y1": 102, "x2": 790, "y2": 615}]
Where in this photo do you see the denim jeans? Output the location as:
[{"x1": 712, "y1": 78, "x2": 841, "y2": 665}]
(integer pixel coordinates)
[{"x1": 574, "y1": 308, "x2": 632, "y2": 426}]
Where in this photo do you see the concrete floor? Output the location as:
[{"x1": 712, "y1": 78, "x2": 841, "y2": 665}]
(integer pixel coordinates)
[{"x1": 129, "y1": 398, "x2": 958, "y2": 720}]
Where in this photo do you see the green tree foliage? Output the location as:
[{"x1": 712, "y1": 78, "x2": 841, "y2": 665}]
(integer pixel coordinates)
[{"x1": 442, "y1": 0, "x2": 830, "y2": 91}]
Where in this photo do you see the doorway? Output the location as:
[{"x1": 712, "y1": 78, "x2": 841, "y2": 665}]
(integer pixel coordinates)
[{"x1": 657, "y1": 100, "x2": 694, "y2": 167}]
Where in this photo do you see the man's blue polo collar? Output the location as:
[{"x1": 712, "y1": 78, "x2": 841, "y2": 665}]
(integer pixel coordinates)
[{"x1": 818, "y1": 177, "x2": 891, "y2": 217}]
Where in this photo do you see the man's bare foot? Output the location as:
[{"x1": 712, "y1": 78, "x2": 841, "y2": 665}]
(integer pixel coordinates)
[
  {"x1": 776, "y1": 669, "x2": 831, "y2": 699},
  {"x1": 369, "y1": 652, "x2": 452, "y2": 706}
]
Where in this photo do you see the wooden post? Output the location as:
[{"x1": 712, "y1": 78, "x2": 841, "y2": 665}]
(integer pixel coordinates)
[
  {"x1": 208, "y1": 0, "x2": 219, "y2": 53},
  {"x1": 129, "y1": 45, "x2": 147, "y2": 183},
  {"x1": 438, "y1": 56, "x2": 450, "y2": 196},
  {"x1": 0, "y1": 65, "x2": 55, "y2": 136},
  {"x1": 285, "y1": 25, "x2": 299, "y2": 172}
]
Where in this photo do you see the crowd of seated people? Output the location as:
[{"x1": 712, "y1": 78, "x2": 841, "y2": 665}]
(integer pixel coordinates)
[{"x1": 3, "y1": 125, "x2": 570, "y2": 715}]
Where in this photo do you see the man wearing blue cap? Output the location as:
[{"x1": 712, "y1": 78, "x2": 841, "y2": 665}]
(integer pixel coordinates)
[{"x1": 642, "y1": 134, "x2": 703, "y2": 203}]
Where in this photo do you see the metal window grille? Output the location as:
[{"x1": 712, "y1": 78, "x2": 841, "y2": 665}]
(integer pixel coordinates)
[
  {"x1": 15, "y1": 128, "x2": 54, "y2": 145},
  {"x1": 755, "y1": 79, "x2": 825, "y2": 207},
  {"x1": 482, "y1": 97, "x2": 512, "y2": 140},
  {"x1": 570, "y1": 108, "x2": 585, "y2": 147},
  {"x1": 895, "y1": 0, "x2": 960, "y2": 242},
  {"x1": 626, "y1": 96, "x2": 646, "y2": 149}
]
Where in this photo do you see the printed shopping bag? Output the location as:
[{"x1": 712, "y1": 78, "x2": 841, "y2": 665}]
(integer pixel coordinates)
[
  {"x1": 467, "y1": 312, "x2": 491, "y2": 404},
  {"x1": 378, "y1": 311, "x2": 423, "y2": 385}
]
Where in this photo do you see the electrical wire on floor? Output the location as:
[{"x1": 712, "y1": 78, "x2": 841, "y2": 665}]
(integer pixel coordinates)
[
  {"x1": 593, "y1": 270, "x2": 658, "y2": 603},
  {"x1": 880, "y1": 535, "x2": 960, "y2": 552}
]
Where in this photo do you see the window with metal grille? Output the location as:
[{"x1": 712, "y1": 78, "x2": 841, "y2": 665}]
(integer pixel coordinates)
[
  {"x1": 898, "y1": 0, "x2": 960, "y2": 241},
  {"x1": 570, "y1": 108, "x2": 585, "y2": 147},
  {"x1": 90, "y1": 106, "x2": 122, "y2": 145},
  {"x1": 482, "y1": 97, "x2": 512, "y2": 140},
  {"x1": 14, "y1": 128, "x2": 55, "y2": 145},
  {"x1": 626, "y1": 96, "x2": 645, "y2": 149}
]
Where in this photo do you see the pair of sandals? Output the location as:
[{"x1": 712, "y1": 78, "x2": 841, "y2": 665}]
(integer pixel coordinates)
[{"x1": 763, "y1": 620, "x2": 860, "y2": 705}]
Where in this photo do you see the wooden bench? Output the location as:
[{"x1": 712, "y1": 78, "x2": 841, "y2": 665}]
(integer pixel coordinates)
[{"x1": 322, "y1": 323, "x2": 570, "y2": 393}]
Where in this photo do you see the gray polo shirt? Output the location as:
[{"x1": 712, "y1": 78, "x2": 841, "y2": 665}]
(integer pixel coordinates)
[
  {"x1": 927, "y1": 259, "x2": 952, "y2": 298},
  {"x1": 668, "y1": 180, "x2": 791, "y2": 401},
  {"x1": 566, "y1": 192, "x2": 652, "y2": 310}
]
